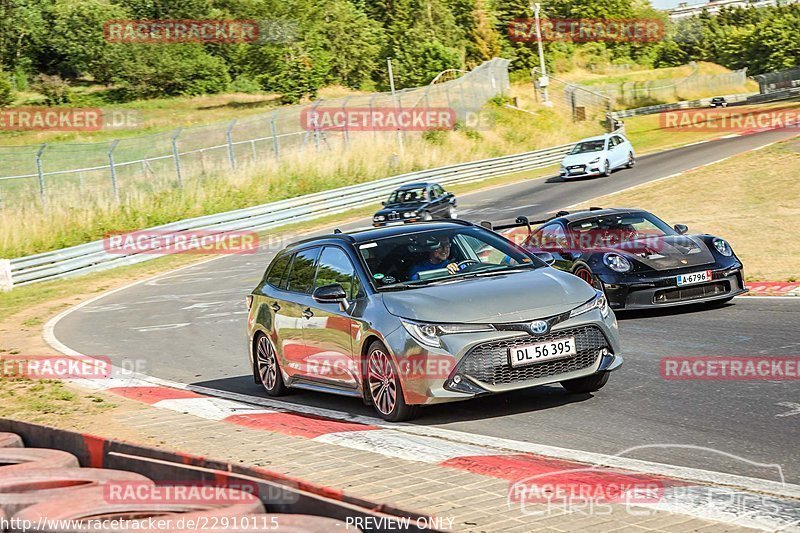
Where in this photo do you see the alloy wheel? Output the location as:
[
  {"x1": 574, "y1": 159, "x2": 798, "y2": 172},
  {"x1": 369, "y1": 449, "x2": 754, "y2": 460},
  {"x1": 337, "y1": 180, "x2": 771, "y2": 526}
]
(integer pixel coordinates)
[
  {"x1": 368, "y1": 349, "x2": 397, "y2": 415},
  {"x1": 256, "y1": 336, "x2": 278, "y2": 391}
]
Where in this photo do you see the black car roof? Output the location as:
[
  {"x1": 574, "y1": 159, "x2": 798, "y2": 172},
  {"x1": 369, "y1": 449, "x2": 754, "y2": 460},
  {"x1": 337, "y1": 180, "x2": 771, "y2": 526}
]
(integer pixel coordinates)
[
  {"x1": 284, "y1": 220, "x2": 476, "y2": 251},
  {"x1": 395, "y1": 182, "x2": 432, "y2": 190},
  {"x1": 549, "y1": 208, "x2": 647, "y2": 224}
]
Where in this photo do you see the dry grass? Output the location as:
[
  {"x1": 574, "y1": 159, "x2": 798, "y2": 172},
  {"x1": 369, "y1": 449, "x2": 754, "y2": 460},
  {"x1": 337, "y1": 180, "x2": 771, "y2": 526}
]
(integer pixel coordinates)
[
  {"x1": 0, "y1": 100, "x2": 604, "y2": 258},
  {"x1": 573, "y1": 136, "x2": 800, "y2": 281}
]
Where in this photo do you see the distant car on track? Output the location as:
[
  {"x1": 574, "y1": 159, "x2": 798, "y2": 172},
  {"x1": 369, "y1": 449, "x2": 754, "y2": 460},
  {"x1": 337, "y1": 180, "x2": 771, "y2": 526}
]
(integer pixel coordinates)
[
  {"x1": 247, "y1": 220, "x2": 622, "y2": 421},
  {"x1": 559, "y1": 133, "x2": 635, "y2": 179},
  {"x1": 496, "y1": 208, "x2": 747, "y2": 310},
  {"x1": 373, "y1": 182, "x2": 457, "y2": 227},
  {"x1": 710, "y1": 97, "x2": 728, "y2": 108}
]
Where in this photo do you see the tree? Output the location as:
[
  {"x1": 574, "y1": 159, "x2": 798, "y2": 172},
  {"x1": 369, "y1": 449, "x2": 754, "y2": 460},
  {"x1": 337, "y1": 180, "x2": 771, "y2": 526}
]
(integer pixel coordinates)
[{"x1": 0, "y1": 71, "x2": 15, "y2": 106}]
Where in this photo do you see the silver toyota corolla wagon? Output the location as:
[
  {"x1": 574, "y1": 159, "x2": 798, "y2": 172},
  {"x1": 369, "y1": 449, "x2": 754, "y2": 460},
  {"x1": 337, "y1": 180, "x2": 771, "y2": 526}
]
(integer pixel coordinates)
[{"x1": 247, "y1": 220, "x2": 622, "y2": 421}]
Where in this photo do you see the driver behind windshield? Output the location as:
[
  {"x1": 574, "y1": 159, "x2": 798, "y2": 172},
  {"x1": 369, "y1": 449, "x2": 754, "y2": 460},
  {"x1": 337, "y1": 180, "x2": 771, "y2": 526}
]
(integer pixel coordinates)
[{"x1": 408, "y1": 235, "x2": 459, "y2": 280}]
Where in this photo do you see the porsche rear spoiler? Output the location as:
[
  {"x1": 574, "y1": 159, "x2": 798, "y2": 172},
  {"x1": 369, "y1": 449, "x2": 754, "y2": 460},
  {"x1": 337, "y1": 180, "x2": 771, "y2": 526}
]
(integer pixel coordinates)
[{"x1": 481, "y1": 207, "x2": 604, "y2": 233}]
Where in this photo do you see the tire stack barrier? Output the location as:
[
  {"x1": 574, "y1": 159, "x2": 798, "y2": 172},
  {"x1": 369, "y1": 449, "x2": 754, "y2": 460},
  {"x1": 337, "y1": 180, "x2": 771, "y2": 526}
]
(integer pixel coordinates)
[
  {"x1": 0, "y1": 449, "x2": 79, "y2": 471},
  {"x1": 0, "y1": 430, "x2": 370, "y2": 533},
  {"x1": 0, "y1": 434, "x2": 22, "y2": 449}
]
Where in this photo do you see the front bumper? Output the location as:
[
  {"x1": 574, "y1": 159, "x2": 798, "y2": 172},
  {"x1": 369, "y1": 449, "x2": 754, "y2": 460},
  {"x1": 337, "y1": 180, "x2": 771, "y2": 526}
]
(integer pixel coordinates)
[
  {"x1": 601, "y1": 265, "x2": 747, "y2": 310},
  {"x1": 560, "y1": 167, "x2": 603, "y2": 179},
  {"x1": 382, "y1": 308, "x2": 621, "y2": 405}
]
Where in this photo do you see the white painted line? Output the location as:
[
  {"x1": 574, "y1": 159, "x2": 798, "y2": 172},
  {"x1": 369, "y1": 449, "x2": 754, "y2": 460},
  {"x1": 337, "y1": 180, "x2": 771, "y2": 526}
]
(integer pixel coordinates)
[
  {"x1": 153, "y1": 397, "x2": 275, "y2": 421},
  {"x1": 314, "y1": 429, "x2": 504, "y2": 464}
]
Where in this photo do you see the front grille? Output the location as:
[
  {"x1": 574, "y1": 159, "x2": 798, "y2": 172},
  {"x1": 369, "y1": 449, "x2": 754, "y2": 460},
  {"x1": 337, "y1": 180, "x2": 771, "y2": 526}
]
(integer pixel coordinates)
[
  {"x1": 654, "y1": 281, "x2": 729, "y2": 304},
  {"x1": 388, "y1": 212, "x2": 400, "y2": 221},
  {"x1": 458, "y1": 326, "x2": 607, "y2": 386}
]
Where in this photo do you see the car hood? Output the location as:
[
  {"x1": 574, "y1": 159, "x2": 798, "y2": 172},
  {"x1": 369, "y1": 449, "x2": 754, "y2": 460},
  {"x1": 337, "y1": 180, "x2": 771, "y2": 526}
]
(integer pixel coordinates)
[
  {"x1": 380, "y1": 268, "x2": 595, "y2": 323},
  {"x1": 603, "y1": 235, "x2": 715, "y2": 271},
  {"x1": 562, "y1": 152, "x2": 604, "y2": 166}
]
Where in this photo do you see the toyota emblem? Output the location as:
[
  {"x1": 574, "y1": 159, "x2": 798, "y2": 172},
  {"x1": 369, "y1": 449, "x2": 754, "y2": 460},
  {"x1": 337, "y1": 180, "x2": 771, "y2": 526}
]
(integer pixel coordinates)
[{"x1": 530, "y1": 320, "x2": 548, "y2": 334}]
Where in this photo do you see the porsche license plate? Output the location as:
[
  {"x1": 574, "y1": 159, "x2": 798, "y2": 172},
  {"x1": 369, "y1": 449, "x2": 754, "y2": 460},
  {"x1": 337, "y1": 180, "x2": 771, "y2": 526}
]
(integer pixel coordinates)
[
  {"x1": 509, "y1": 337, "x2": 576, "y2": 368},
  {"x1": 676, "y1": 270, "x2": 712, "y2": 286}
]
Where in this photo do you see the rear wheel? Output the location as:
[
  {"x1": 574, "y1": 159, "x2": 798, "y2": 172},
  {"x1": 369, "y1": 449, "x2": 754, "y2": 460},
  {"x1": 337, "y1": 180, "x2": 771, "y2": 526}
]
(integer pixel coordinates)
[
  {"x1": 561, "y1": 372, "x2": 609, "y2": 393},
  {"x1": 366, "y1": 341, "x2": 417, "y2": 422},
  {"x1": 256, "y1": 334, "x2": 287, "y2": 396}
]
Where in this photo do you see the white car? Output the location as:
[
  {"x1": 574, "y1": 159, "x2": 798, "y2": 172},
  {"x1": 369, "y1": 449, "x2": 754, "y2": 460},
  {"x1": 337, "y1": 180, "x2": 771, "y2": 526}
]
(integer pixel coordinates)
[{"x1": 559, "y1": 133, "x2": 635, "y2": 179}]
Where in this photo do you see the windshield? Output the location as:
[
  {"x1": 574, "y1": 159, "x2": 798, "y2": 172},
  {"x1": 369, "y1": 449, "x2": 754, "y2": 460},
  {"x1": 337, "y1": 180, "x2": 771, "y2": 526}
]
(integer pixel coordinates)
[
  {"x1": 566, "y1": 212, "x2": 676, "y2": 248},
  {"x1": 386, "y1": 187, "x2": 426, "y2": 205},
  {"x1": 358, "y1": 226, "x2": 542, "y2": 290},
  {"x1": 569, "y1": 140, "x2": 606, "y2": 154}
]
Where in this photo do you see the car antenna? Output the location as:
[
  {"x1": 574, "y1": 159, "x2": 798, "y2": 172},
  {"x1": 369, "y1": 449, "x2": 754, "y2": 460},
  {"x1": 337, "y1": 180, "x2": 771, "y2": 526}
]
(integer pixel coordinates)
[
  {"x1": 555, "y1": 210, "x2": 570, "y2": 217},
  {"x1": 589, "y1": 206, "x2": 604, "y2": 211},
  {"x1": 333, "y1": 228, "x2": 342, "y2": 234}
]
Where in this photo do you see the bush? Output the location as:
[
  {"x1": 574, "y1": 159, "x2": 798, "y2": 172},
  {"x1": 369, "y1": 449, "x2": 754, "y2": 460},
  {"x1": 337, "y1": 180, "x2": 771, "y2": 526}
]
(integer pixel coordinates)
[
  {"x1": 0, "y1": 71, "x2": 15, "y2": 106},
  {"x1": 229, "y1": 75, "x2": 262, "y2": 94},
  {"x1": 36, "y1": 74, "x2": 72, "y2": 105}
]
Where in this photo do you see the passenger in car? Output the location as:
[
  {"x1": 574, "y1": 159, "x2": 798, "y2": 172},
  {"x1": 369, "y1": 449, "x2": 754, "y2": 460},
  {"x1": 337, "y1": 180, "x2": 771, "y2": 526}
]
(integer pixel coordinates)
[{"x1": 408, "y1": 236, "x2": 459, "y2": 280}]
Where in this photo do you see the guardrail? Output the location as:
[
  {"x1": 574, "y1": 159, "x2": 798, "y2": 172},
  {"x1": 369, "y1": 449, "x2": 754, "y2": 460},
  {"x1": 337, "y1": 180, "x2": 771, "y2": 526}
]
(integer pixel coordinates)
[
  {"x1": 1, "y1": 143, "x2": 572, "y2": 290},
  {"x1": 611, "y1": 92, "x2": 756, "y2": 119}
]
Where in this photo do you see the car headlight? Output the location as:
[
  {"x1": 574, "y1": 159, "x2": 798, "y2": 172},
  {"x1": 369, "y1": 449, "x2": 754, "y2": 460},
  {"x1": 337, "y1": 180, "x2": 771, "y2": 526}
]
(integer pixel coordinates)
[
  {"x1": 589, "y1": 157, "x2": 600, "y2": 164},
  {"x1": 603, "y1": 253, "x2": 632, "y2": 272},
  {"x1": 570, "y1": 290, "x2": 609, "y2": 319},
  {"x1": 403, "y1": 211, "x2": 417, "y2": 218},
  {"x1": 401, "y1": 320, "x2": 495, "y2": 348},
  {"x1": 374, "y1": 215, "x2": 385, "y2": 222},
  {"x1": 713, "y1": 238, "x2": 732, "y2": 256}
]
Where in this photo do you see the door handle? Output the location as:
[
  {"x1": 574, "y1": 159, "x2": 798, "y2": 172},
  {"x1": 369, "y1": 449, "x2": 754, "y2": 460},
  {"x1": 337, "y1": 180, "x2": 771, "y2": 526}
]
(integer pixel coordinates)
[
  {"x1": 271, "y1": 302, "x2": 281, "y2": 312},
  {"x1": 302, "y1": 308, "x2": 314, "y2": 319}
]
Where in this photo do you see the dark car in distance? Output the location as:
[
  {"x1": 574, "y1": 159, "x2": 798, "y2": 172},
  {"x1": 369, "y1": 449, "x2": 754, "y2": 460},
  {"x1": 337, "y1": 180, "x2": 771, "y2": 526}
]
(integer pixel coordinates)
[
  {"x1": 373, "y1": 182, "x2": 457, "y2": 227},
  {"x1": 498, "y1": 208, "x2": 747, "y2": 310},
  {"x1": 710, "y1": 96, "x2": 728, "y2": 108}
]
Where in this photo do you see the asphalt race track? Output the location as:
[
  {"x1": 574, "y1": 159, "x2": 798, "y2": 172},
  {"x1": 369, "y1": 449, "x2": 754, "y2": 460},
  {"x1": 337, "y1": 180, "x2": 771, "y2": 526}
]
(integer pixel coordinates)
[{"x1": 53, "y1": 128, "x2": 800, "y2": 483}]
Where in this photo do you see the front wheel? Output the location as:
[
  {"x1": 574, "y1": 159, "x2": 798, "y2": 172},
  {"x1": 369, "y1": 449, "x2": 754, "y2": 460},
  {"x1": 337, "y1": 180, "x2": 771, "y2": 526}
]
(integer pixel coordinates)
[
  {"x1": 602, "y1": 160, "x2": 611, "y2": 177},
  {"x1": 573, "y1": 265, "x2": 603, "y2": 291},
  {"x1": 561, "y1": 372, "x2": 609, "y2": 393},
  {"x1": 626, "y1": 152, "x2": 635, "y2": 168},
  {"x1": 422, "y1": 211, "x2": 433, "y2": 221},
  {"x1": 447, "y1": 205, "x2": 457, "y2": 219},
  {"x1": 366, "y1": 341, "x2": 418, "y2": 422}
]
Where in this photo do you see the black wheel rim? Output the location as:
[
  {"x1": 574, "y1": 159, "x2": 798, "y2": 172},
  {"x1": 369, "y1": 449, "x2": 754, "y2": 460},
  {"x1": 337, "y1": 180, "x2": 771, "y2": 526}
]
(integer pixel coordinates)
[
  {"x1": 256, "y1": 336, "x2": 277, "y2": 391},
  {"x1": 368, "y1": 349, "x2": 397, "y2": 415}
]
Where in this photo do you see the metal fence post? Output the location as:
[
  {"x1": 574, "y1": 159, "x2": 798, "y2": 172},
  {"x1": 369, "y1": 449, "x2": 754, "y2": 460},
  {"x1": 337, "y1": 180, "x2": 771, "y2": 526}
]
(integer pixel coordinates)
[
  {"x1": 341, "y1": 96, "x2": 351, "y2": 148},
  {"x1": 36, "y1": 144, "x2": 47, "y2": 207},
  {"x1": 171, "y1": 129, "x2": 183, "y2": 188},
  {"x1": 226, "y1": 120, "x2": 237, "y2": 169},
  {"x1": 108, "y1": 140, "x2": 120, "y2": 203},
  {"x1": 270, "y1": 111, "x2": 280, "y2": 161}
]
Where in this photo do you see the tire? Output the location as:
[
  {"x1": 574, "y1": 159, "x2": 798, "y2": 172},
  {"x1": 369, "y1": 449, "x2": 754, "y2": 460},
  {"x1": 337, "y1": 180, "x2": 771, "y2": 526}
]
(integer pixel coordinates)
[
  {"x1": 561, "y1": 372, "x2": 609, "y2": 394},
  {"x1": 254, "y1": 334, "x2": 287, "y2": 397},
  {"x1": 626, "y1": 152, "x2": 635, "y2": 168},
  {"x1": 0, "y1": 449, "x2": 78, "y2": 472},
  {"x1": 602, "y1": 160, "x2": 611, "y2": 177},
  {"x1": 12, "y1": 487, "x2": 264, "y2": 532},
  {"x1": 447, "y1": 205, "x2": 457, "y2": 219},
  {"x1": 0, "y1": 468, "x2": 153, "y2": 517},
  {"x1": 0, "y1": 433, "x2": 22, "y2": 449},
  {"x1": 572, "y1": 265, "x2": 603, "y2": 292},
  {"x1": 422, "y1": 211, "x2": 433, "y2": 221},
  {"x1": 365, "y1": 341, "x2": 418, "y2": 422}
]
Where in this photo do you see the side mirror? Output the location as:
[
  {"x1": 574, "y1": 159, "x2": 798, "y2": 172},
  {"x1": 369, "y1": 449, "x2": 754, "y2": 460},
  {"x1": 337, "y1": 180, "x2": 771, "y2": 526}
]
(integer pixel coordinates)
[
  {"x1": 381, "y1": 201, "x2": 386, "y2": 206},
  {"x1": 313, "y1": 284, "x2": 348, "y2": 304},
  {"x1": 479, "y1": 221, "x2": 493, "y2": 231},
  {"x1": 674, "y1": 224, "x2": 688, "y2": 235},
  {"x1": 533, "y1": 252, "x2": 555, "y2": 265}
]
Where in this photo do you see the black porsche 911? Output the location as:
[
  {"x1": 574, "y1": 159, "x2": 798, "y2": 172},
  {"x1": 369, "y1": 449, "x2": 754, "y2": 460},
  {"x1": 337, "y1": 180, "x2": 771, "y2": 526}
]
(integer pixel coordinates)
[
  {"x1": 493, "y1": 208, "x2": 747, "y2": 310},
  {"x1": 373, "y1": 182, "x2": 457, "y2": 227}
]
